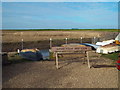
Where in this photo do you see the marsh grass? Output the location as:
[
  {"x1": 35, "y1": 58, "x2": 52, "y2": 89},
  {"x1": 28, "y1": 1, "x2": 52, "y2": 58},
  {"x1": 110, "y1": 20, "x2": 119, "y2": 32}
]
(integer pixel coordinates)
[
  {"x1": 101, "y1": 52, "x2": 119, "y2": 64},
  {"x1": 8, "y1": 53, "x2": 33, "y2": 64},
  {"x1": 3, "y1": 29, "x2": 119, "y2": 32}
]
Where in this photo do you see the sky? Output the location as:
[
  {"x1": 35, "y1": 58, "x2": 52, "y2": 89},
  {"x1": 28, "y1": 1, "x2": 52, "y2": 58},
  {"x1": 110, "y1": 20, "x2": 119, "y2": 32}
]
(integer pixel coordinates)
[{"x1": 2, "y1": 2, "x2": 118, "y2": 29}]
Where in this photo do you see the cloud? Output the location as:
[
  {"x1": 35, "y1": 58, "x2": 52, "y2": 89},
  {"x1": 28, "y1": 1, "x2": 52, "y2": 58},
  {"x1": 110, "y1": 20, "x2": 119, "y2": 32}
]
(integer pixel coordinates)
[{"x1": 2, "y1": 2, "x2": 118, "y2": 29}]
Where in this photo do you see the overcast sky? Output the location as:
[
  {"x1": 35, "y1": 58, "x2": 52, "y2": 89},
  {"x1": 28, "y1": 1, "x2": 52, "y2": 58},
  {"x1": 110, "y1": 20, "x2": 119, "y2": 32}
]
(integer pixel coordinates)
[{"x1": 2, "y1": 2, "x2": 118, "y2": 29}]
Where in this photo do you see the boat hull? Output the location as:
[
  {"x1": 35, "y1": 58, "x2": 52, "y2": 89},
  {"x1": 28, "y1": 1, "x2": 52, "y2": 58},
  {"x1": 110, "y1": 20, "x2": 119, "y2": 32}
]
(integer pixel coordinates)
[{"x1": 19, "y1": 51, "x2": 43, "y2": 61}]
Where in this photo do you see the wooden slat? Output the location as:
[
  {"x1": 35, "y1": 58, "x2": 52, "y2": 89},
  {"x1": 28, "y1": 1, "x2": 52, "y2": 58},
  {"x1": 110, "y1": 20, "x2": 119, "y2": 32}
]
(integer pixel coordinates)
[
  {"x1": 52, "y1": 46, "x2": 92, "y2": 69},
  {"x1": 51, "y1": 46, "x2": 91, "y2": 52}
]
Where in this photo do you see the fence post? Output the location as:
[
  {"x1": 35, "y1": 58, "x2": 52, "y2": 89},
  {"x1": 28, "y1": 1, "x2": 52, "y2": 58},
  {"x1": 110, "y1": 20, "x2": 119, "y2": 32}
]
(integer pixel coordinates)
[
  {"x1": 91, "y1": 38, "x2": 93, "y2": 44},
  {"x1": 21, "y1": 39, "x2": 23, "y2": 50},
  {"x1": 50, "y1": 38, "x2": 52, "y2": 49},
  {"x1": 80, "y1": 37, "x2": 83, "y2": 43},
  {"x1": 94, "y1": 37, "x2": 96, "y2": 44},
  {"x1": 65, "y1": 38, "x2": 68, "y2": 44},
  {"x1": 17, "y1": 49, "x2": 20, "y2": 53},
  {"x1": 21, "y1": 32, "x2": 23, "y2": 37}
]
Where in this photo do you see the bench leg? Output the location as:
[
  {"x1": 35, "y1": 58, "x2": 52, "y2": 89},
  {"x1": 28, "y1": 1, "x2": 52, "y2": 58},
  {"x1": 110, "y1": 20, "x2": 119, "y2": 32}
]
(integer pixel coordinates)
[
  {"x1": 86, "y1": 51, "x2": 91, "y2": 68},
  {"x1": 55, "y1": 53, "x2": 59, "y2": 69}
]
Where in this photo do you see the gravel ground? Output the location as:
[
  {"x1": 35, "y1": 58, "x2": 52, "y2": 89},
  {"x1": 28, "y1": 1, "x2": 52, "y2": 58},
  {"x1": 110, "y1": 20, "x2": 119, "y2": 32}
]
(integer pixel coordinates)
[{"x1": 2, "y1": 56, "x2": 118, "y2": 88}]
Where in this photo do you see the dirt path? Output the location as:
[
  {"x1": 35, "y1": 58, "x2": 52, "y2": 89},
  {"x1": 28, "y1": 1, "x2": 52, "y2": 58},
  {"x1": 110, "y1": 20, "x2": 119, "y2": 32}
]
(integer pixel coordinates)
[{"x1": 2, "y1": 56, "x2": 118, "y2": 88}]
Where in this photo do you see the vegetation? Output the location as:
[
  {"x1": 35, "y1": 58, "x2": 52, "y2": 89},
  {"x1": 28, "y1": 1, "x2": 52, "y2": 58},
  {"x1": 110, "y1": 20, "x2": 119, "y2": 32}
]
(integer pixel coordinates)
[
  {"x1": 8, "y1": 53, "x2": 33, "y2": 64},
  {"x1": 49, "y1": 52, "x2": 55, "y2": 60},
  {"x1": 101, "y1": 52, "x2": 119, "y2": 64},
  {"x1": 2, "y1": 29, "x2": 120, "y2": 32}
]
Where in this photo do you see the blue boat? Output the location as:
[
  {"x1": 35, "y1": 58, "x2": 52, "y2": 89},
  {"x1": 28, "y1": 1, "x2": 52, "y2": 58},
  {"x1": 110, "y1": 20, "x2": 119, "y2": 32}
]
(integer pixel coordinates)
[
  {"x1": 19, "y1": 49, "x2": 43, "y2": 61},
  {"x1": 80, "y1": 43, "x2": 100, "y2": 49},
  {"x1": 62, "y1": 43, "x2": 100, "y2": 50}
]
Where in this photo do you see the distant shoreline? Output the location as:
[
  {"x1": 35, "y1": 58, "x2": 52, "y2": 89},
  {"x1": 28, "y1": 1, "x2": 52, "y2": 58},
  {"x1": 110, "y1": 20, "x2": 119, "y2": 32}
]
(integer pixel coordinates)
[{"x1": 2, "y1": 29, "x2": 120, "y2": 32}]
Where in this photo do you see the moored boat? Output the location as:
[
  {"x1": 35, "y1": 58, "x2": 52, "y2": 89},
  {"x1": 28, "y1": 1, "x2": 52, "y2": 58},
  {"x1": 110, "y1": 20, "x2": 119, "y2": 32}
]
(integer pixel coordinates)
[{"x1": 19, "y1": 48, "x2": 43, "y2": 61}]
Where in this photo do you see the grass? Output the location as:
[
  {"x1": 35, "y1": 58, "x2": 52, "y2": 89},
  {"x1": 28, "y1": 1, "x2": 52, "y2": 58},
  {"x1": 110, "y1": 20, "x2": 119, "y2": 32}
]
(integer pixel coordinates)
[
  {"x1": 3, "y1": 29, "x2": 120, "y2": 32},
  {"x1": 8, "y1": 53, "x2": 34, "y2": 64},
  {"x1": 7, "y1": 51, "x2": 119, "y2": 64},
  {"x1": 101, "y1": 52, "x2": 119, "y2": 64},
  {"x1": 49, "y1": 52, "x2": 56, "y2": 60}
]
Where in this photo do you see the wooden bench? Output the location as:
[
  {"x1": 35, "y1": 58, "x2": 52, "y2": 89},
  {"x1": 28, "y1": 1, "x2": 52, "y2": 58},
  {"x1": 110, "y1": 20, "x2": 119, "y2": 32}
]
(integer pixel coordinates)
[{"x1": 50, "y1": 46, "x2": 92, "y2": 69}]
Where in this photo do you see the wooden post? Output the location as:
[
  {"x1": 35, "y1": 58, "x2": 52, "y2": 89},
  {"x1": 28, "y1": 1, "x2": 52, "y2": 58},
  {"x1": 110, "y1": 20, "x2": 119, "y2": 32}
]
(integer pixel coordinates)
[
  {"x1": 54, "y1": 52, "x2": 56, "y2": 65},
  {"x1": 21, "y1": 39, "x2": 23, "y2": 50},
  {"x1": 17, "y1": 49, "x2": 20, "y2": 53},
  {"x1": 83, "y1": 51, "x2": 86, "y2": 64},
  {"x1": 94, "y1": 37, "x2": 96, "y2": 44},
  {"x1": 80, "y1": 37, "x2": 83, "y2": 43},
  {"x1": 65, "y1": 38, "x2": 68, "y2": 44},
  {"x1": 50, "y1": 38, "x2": 52, "y2": 49},
  {"x1": 86, "y1": 51, "x2": 90, "y2": 68},
  {"x1": 21, "y1": 32, "x2": 23, "y2": 50},
  {"x1": 91, "y1": 38, "x2": 93, "y2": 44},
  {"x1": 55, "y1": 52, "x2": 59, "y2": 69},
  {"x1": 21, "y1": 32, "x2": 23, "y2": 36}
]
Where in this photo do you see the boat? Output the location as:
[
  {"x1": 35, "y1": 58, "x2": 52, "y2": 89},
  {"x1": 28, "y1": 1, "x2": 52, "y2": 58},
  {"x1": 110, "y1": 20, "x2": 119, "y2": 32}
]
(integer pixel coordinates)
[
  {"x1": 96, "y1": 39, "x2": 115, "y2": 46},
  {"x1": 61, "y1": 43, "x2": 86, "y2": 47},
  {"x1": 115, "y1": 33, "x2": 120, "y2": 45},
  {"x1": 96, "y1": 43, "x2": 120, "y2": 54},
  {"x1": 61, "y1": 43, "x2": 99, "y2": 50},
  {"x1": 19, "y1": 48, "x2": 43, "y2": 61},
  {"x1": 80, "y1": 43, "x2": 100, "y2": 49}
]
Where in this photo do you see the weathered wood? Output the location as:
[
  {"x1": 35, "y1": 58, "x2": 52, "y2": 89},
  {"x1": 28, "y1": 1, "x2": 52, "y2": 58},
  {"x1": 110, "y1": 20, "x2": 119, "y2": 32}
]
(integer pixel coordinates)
[
  {"x1": 21, "y1": 39, "x2": 24, "y2": 50},
  {"x1": 51, "y1": 46, "x2": 92, "y2": 69},
  {"x1": 54, "y1": 52, "x2": 88, "y2": 69},
  {"x1": 51, "y1": 46, "x2": 91, "y2": 52},
  {"x1": 86, "y1": 51, "x2": 90, "y2": 68},
  {"x1": 55, "y1": 53, "x2": 59, "y2": 69},
  {"x1": 57, "y1": 51, "x2": 86, "y2": 54}
]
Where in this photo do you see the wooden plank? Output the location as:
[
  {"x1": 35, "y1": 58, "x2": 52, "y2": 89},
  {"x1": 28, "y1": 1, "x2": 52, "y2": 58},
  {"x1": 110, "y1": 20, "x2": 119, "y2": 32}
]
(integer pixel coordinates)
[
  {"x1": 51, "y1": 46, "x2": 91, "y2": 52},
  {"x1": 52, "y1": 46, "x2": 92, "y2": 69},
  {"x1": 55, "y1": 51, "x2": 90, "y2": 69},
  {"x1": 57, "y1": 51, "x2": 86, "y2": 54}
]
